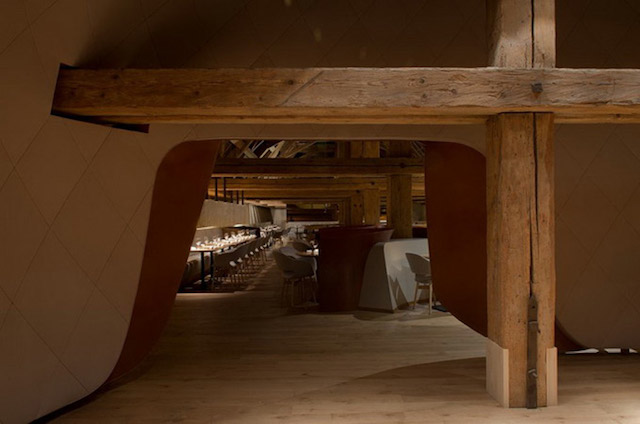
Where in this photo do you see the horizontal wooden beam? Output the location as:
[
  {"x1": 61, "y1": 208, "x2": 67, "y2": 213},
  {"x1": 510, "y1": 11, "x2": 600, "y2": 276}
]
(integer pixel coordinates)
[
  {"x1": 210, "y1": 176, "x2": 424, "y2": 191},
  {"x1": 230, "y1": 189, "x2": 425, "y2": 199},
  {"x1": 259, "y1": 197, "x2": 349, "y2": 204},
  {"x1": 52, "y1": 67, "x2": 640, "y2": 125},
  {"x1": 211, "y1": 158, "x2": 423, "y2": 177}
]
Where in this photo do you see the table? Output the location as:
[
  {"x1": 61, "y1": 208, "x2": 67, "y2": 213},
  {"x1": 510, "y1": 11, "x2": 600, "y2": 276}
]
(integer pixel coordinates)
[
  {"x1": 189, "y1": 248, "x2": 219, "y2": 289},
  {"x1": 189, "y1": 235, "x2": 257, "y2": 289},
  {"x1": 297, "y1": 249, "x2": 319, "y2": 257}
]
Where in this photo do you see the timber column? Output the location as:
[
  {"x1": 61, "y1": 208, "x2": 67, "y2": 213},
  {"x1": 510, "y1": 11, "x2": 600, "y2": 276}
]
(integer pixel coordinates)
[
  {"x1": 387, "y1": 141, "x2": 413, "y2": 238},
  {"x1": 348, "y1": 191, "x2": 365, "y2": 225},
  {"x1": 486, "y1": 0, "x2": 557, "y2": 408},
  {"x1": 346, "y1": 141, "x2": 381, "y2": 226}
]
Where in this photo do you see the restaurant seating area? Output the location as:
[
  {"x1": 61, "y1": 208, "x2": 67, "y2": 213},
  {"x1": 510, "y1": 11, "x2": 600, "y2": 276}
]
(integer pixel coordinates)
[
  {"x1": 180, "y1": 225, "x2": 282, "y2": 292},
  {"x1": 178, "y1": 217, "x2": 441, "y2": 315}
]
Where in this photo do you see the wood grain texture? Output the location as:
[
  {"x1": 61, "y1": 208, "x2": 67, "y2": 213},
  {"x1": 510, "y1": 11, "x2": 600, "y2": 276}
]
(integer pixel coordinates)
[
  {"x1": 362, "y1": 141, "x2": 381, "y2": 158},
  {"x1": 51, "y1": 263, "x2": 640, "y2": 423},
  {"x1": 348, "y1": 192, "x2": 365, "y2": 225},
  {"x1": 230, "y1": 190, "x2": 424, "y2": 200},
  {"x1": 530, "y1": 112, "x2": 556, "y2": 407},
  {"x1": 387, "y1": 175, "x2": 413, "y2": 239},
  {"x1": 210, "y1": 177, "x2": 424, "y2": 191},
  {"x1": 52, "y1": 67, "x2": 640, "y2": 124},
  {"x1": 362, "y1": 189, "x2": 381, "y2": 226},
  {"x1": 486, "y1": 0, "x2": 556, "y2": 408},
  {"x1": 386, "y1": 141, "x2": 414, "y2": 238},
  {"x1": 487, "y1": 0, "x2": 533, "y2": 68},
  {"x1": 487, "y1": 113, "x2": 535, "y2": 407},
  {"x1": 533, "y1": 0, "x2": 556, "y2": 68},
  {"x1": 211, "y1": 158, "x2": 423, "y2": 176},
  {"x1": 486, "y1": 113, "x2": 555, "y2": 407},
  {"x1": 423, "y1": 141, "x2": 576, "y2": 356}
]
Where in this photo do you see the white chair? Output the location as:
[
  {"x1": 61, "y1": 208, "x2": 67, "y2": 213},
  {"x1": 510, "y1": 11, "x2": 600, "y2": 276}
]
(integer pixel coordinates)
[
  {"x1": 273, "y1": 249, "x2": 317, "y2": 307},
  {"x1": 405, "y1": 253, "x2": 433, "y2": 313},
  {"x1": 291, "y1": 239, "x2": 313, "y2": 253}
]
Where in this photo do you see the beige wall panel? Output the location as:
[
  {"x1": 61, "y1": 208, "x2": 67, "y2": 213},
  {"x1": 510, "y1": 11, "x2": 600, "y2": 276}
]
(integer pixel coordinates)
[{"x1": 196, "y1": 200, "x2": 251, "y2": 228}]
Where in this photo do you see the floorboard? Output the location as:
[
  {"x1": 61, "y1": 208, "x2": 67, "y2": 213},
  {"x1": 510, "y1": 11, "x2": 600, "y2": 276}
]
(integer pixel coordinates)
[{"x1": 50, "y1": 254, "x2": 640, "y2": 423}]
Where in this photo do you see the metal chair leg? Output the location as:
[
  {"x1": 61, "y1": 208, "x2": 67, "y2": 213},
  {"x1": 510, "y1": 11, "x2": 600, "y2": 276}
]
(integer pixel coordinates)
[
  {"x1": 310, "y1": 278, "x2": 317, "y2": 303},
  {"x1": 281, "y1": 279, "x2": 287, "y2": 306}
]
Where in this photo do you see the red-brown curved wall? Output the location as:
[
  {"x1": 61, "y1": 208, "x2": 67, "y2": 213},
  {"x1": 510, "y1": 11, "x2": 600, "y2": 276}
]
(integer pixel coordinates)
[
  {"x1": 108, "y1": 140, "x2": 222, "y2": 380},
  {"x1": 317, "y1": 226, "x2": 394, "y2": 312},
  {"x1": 423, "y1": 142, "x2": 488, "y2": 336},
  {"x1": 423, "y1": 141, "x2": 579, "y2": 352}
]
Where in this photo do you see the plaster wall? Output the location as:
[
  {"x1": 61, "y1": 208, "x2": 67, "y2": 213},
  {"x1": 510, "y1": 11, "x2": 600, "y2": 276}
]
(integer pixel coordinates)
[
  {"x1": 271, "y1": 207, "x2": 287, "y2": 228},
  {"x1": 196, "y1": 200, "x2": 251, "y2": 229}
]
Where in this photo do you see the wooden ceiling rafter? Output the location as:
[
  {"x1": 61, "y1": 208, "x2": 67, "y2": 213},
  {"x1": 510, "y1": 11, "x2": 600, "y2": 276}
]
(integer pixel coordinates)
[
  {"x1": 209, "y1": 176, "x2": 425, "y2": 191},
  {"x1": 211, "y1": 157, "x2": 423, "y2": 177}
]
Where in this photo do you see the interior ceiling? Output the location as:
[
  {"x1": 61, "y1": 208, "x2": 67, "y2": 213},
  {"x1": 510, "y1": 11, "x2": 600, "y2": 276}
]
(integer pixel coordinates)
[
  {"x1": 218, "y1": 140, "x2": 425, "y2": 159},
  {"x1": 191, "y1": 0, "x2": 640, "y2": 205}
]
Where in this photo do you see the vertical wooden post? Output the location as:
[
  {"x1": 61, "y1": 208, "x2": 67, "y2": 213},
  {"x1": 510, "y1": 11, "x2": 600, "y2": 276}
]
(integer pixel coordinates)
[
  {"x1": 358, "y1": 142, "x2": 380, "y2": 225},
  {"x1": 362, "y1": 189, "x2": 380, "y2": 225},
  {"x1": 349, "y1": 191, "x2": 365, "y2": 225},
  {"x1": 348, "y1": 141, "x2": 379, "y2": 158},
  {"x1": 223, "y1": 177, "x2": 227, "y2": 202},
  {"x1": 387, "y1": 175, "x2": 412, "y2": 238},
  {"x1": 486, "y1": 0, "x2": 556, "y2": 409},
  {"x1": 214, "y1": 177, "x2": 219, "y2": 201},
  {"x1": 336, "y1": 142, "x2": 349, "y2": 159},
  {"x1": 338, "y1": 199, "x2": 349, "y2": 225},
  {"x1": 350, "y1": 141, "x2": 364, "y2": 158},
  {"x1": 387, "y1": 141, "x2": 413, "y2": 238},
  {"x1": 362, "y1": 141, "x2": 380, "y2": 158}
]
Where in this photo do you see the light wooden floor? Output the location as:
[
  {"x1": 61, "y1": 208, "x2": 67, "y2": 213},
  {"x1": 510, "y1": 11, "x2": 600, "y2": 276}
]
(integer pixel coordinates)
[{"x1": 51, "y1": 255, "x2": 640, "y2": 423}]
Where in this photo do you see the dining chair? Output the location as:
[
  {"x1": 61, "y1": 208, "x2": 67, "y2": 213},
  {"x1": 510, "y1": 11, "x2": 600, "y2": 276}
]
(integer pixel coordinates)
[
  {"x1": 273, "y1": 249, "x2": 317, "y2": 307},
  {"x1": 291, "y1": 239, "x2": 313, "y2": 253},
  {"x1": 214, "y1": 249, "x2": 240, "y2": 286},
  {"x1": 405, "y1": 253, "x2": 433, "y2": 313}
]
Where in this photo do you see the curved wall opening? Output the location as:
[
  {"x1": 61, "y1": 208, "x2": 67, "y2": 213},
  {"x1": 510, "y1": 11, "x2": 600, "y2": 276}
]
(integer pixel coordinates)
[{"x1": 109, "y1": 139, "x2": 223, "y2": 381}]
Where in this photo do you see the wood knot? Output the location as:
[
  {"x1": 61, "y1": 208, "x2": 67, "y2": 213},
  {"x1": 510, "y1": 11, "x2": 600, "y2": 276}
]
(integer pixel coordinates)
[{"x1": 531, "y1": 82, "x2": 543, "y2": 94}]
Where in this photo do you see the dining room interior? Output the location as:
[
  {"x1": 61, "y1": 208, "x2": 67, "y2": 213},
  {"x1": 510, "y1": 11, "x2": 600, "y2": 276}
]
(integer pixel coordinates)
[{"x1": 2, "y1": 0, "x2": 640, "y2": 423}]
